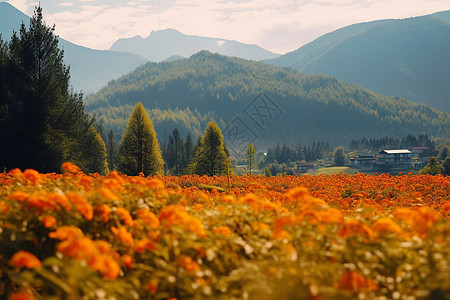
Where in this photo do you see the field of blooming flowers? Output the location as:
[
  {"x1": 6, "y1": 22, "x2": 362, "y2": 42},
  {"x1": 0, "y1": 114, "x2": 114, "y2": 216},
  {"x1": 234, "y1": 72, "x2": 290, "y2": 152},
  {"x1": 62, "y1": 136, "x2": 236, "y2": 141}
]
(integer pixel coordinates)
[{"x1": 0, "y1": 163, "x2": 449, "y2": 300}]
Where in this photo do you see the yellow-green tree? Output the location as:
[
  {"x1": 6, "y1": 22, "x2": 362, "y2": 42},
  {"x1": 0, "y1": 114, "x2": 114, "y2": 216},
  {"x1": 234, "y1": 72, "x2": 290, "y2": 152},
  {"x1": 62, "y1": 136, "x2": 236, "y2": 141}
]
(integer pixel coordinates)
[
  {"x1": 246, "y1": 144, "x2": 256, "y2": 175},
  {"x1": 117, "y1": 103, "x2": 163, "y2": 176},
  {"x1": 191, "y1": 120, "x2": 228, "y2": 176}
]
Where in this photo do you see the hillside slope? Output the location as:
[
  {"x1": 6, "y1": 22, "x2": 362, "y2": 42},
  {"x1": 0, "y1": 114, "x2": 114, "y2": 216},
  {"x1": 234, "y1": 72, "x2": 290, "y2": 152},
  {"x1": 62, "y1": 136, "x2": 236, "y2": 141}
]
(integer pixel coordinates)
[
  {"x1": 265, "y1": 11, "x2": 450, "y2": 113},
  {"x1": 87, "y1": 51, "x2": 450, "y2": 148}
]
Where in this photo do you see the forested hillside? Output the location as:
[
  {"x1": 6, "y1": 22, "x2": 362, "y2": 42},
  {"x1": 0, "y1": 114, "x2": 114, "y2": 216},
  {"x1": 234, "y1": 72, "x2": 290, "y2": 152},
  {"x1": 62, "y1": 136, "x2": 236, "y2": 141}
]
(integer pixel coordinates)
[
  {"x1": 87, "y1": 51, "x2": 450, "y2": 149},
  {"x1": 265, "y1": 11, "x2": 450, "y2": 113}
]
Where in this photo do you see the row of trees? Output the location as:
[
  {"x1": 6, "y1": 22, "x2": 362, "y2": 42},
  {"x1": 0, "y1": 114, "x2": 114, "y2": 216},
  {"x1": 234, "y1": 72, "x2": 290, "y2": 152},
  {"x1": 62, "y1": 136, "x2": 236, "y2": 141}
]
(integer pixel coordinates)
[
  {"x1": 113, "y1": 103, "x2": 230, "y2": 176},
  {"x1": 265, "y1": 142, "x2": 332, "y2": 164}
]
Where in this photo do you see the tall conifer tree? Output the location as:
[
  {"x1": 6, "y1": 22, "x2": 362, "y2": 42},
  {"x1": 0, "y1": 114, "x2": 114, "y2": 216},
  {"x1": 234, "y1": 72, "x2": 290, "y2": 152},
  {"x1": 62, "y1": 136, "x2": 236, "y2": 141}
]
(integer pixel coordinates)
[
  {"x1": 192, "y1": 120, "x2": 228, "y2": 176},
  {"x1": 117, "y1": 102, "x2": 163, "y2": 176},
  {"x1": 0, "y1": 6, "x2": 106, "y2": 173}
]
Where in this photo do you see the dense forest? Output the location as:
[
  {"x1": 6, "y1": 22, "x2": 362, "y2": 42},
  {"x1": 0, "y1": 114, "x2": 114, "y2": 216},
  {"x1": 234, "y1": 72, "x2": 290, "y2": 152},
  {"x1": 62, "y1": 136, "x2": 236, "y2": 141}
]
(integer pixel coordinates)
[{"x1": 87, "y1": 51, "x2": 450, "y2": 149}]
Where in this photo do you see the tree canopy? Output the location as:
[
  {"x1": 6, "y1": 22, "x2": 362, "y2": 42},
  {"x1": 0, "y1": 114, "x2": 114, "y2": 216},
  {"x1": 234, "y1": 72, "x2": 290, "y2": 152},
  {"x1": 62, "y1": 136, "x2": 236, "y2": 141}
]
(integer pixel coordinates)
[
  {"x1": 191, "y1": 120, "x2": 228, "y2": 176},
  {"x1": 117, "y1": 102, "x2": 163, "y2": 176}
]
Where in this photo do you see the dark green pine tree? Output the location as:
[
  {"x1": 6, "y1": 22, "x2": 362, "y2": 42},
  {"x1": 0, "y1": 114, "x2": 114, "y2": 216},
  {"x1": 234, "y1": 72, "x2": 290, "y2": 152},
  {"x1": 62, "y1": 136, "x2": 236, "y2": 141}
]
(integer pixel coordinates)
[
  {"x1": 0, "y1": 6, "x2": 106, "y2": 173},
  {"x1": 184, "y1": 133, "x2": 195, "y2": 170},
  {"x1": 333, "y1": 147, "x2": 347, "y2": 166},
  {"x1": 117, "y1": 102, "x2": 164, "y2": 176},
  {"x1": 191, "y1": 120, "x2": 228, "y2": 176},
  {"x1": 166, "y1": 128, "x2": 185, "y2": 175},
  {"x1": 106, "y1": 128, "x2": 118, "y2": 171}
]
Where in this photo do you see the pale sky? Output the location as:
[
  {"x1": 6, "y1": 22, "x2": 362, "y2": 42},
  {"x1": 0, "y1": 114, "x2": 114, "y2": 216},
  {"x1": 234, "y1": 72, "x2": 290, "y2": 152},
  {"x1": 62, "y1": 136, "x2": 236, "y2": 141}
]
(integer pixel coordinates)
[{"x1": 5, "y1": 0, "x2": 450, "y2": 54}]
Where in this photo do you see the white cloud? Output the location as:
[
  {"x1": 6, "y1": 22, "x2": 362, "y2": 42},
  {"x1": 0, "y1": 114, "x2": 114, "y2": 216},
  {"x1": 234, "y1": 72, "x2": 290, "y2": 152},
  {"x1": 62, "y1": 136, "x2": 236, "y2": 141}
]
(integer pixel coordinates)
[{"x1": 8, "y1": 0, "x2": 450, "y2": 53}]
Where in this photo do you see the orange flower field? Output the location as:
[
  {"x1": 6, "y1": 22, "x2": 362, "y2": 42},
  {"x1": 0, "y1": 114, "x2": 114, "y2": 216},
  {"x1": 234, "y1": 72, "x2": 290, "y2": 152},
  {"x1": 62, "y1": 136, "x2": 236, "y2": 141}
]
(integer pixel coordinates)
[{"x1": 0, "y1": 163, "x2": 449, "y2": 300}]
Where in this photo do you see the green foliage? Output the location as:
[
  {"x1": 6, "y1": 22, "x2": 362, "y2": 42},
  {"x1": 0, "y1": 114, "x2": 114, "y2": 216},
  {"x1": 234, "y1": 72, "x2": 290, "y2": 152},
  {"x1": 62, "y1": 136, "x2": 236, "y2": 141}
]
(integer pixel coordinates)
[
  {"x1": 443, "y1": 157, "x2": 450, "y2": 176},
  {"x1": 164, "y1": 128, "x2": 186, "y2": 175},
  {"x1": 419, "y1": 157, "x2": 443, "y2": 175},
  {"x1": 0, "y1": 6, "x2": 107, "y2": 173},
  {"x1": 333, "y1": 147, "x2": 347, "y2": 167},
  {"x1": 86, "y1": 51, "x2": 450, "y2": 147},
  {"x1": 191, "y1": 120, "x2": 228, "y2": 176},
  {"x1": 117, "y1": 103, "x2": 164, "y2": 176},
  {"x1": 263, "y1": 167, "x2": 272, "y2": 177},
  {"x1": 437, "y1": 145, "x2": 449, "y2": 161},
  {"x1": 246, "y1": 144, "x2": 256, "y2": 175}
]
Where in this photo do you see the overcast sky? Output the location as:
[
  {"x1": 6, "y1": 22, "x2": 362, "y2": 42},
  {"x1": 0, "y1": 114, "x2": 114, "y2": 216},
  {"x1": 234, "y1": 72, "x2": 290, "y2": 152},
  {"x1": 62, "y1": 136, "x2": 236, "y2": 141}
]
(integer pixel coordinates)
[{"x1": 5, "y1": 0, "x2": 450, "y2": 54}]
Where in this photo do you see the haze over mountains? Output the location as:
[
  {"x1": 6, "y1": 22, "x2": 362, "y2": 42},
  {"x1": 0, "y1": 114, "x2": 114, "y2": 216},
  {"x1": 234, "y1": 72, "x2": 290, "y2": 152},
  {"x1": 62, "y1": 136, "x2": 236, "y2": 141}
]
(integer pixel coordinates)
[
  {"x1": 109, "y1": 28, "x2": 280, "y2": 62},
  {"x1": 265, "y1": 11, "x2": 450, "y2": 113}
]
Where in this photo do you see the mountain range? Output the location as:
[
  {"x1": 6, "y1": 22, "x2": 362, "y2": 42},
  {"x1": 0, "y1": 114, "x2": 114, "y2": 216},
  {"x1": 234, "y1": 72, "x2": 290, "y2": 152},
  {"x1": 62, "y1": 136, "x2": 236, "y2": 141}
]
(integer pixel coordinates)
[
  {"x1": 0, "y1": 2, "x2": 280, "y2": 93},
  {"x1": 265, "y1": 11, "x2": 450, "y2": 113},
  {"x1": 87, "y1": 51, "x2": 449, "y2": 149},
  {"x1": 109, "y1": 28, "x2": 280, "y2": 62}
]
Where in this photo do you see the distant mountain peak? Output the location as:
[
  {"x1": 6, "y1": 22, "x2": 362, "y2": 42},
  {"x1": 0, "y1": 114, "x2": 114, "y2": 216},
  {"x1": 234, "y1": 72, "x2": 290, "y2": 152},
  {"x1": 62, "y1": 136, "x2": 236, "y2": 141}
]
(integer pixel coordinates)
[{"x1": 110, "y1": 28, "x2": 280, "y2": 62}]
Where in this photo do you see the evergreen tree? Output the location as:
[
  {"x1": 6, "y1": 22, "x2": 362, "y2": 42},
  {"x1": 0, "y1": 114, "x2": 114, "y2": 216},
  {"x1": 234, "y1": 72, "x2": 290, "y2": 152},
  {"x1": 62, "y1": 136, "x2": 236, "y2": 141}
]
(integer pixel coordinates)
[
  {"x1": 246, "y1": 144, "x2": 256, "y2": 175},
  {"x1": 106, "y1": 129, "x2": 117, "y2": 171},
  {"x1": 263, "y1": 167, "x2": 272, "y2": 177},
  {"x1": 192, "y1": 120, "x2": 228, "y2": 176},
  {"x1": 166, "y1": 128, "x2": 184, "y2": 175},
  {"x1": 184, "y1": 133, "x2": 195, "y2": 169},
  {"x1": 0, "y1": 6, "x2": 106, "y2": 173},
  {"x1": 117, "y1": 103, "x2": 163, "y2": 176},
  {"x1": 75, "y1": 126, "x2": 109, "y2": 174},
  {"x1": 333, "y1": 147, "x2": 347, "y2": 166},
  {"x1": 419, "y1": 157, "x2": 442, "y2": 175},
  {"x1": 437, "y1": 145, "x2": 449, "y2": 161},
  {"x1": 442, "y1": 157, "x2": 450, "y2": 176}
]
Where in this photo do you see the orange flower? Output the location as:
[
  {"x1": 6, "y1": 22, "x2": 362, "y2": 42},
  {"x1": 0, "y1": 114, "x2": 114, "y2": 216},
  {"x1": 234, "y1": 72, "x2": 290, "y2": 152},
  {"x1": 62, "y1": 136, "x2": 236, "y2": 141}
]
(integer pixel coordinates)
[
  {"x1": 178, "y1": 255, "x2": 200, "y2": 273},
  {"x1": 49, "y1": 226, "x2": 83, "y2": 240},
  {"x1": 94, "y1": 204, "x2": 111, "y2": 222},
  {"x1": 41, "y1": 215, "x2": 57, "y2": 228},
  {"x1": 286, "y1": 187, "x2": 309, "y2": 203},
  {"x1": 146, "y1": 178, "x2": 165, "y2": 190},
  {"x1": 8, "y1": 290, "x2": 37, "y2": 300},
  {"x1": 7, "y1": 191, "x2": 30, "y2": 202},
  {"x1": 318, "y1": 209, "x2": 343, "y2": 224},
  {"x1": 47, "y1": 192, "x2": 72, "y2": 211},
  {"x1": 66, "y1": 192, "x2": 93, "y2": 220},
  {"x1": 213, "y1": 226, "x2": 233, "y2": 236},
  {"x1": 111, "y1": 226, "x2": 134, "y2": 247},
  {"x1": 96, "y1": 254, "x2": 121, "y2": 280},
  {"x1": 372, "y1": 217, "x2": 403, "y2": 236},
  {"x1": 122, "y1": 254, "x2": 134, "y2": 269},
  {"x1": 97, "y1": 187, "x2": 121, "y2": 201},
  {"x1": 338, "y1": 271, "x2": 378, "y2": 292},
  {"x1": 57, "y1": 236, "x2": 98, "y2": 260},
  {"x1": 116, "y1": 207, "x2": 135, "y2": 226},
  {"x1": 273, "y1": 229, "x2": 292, "y2": 240},
  {"x1": 137, "y1": 208, "x2": 160, "y2": 228},
  {"x1": 9, "y1": 251, "x2": 42, "y2": 269},
  {"x1": 135, "y1": 238, "x2": 157, "y2": 253},
  {"x1": 23, "y1": 169, "x2": 41, "y2": 185},
  {"x1": 158, "y1": 205, "x2": 206, "y2": 238},
  {"x1": 61, "y1": 162, "x2": 81, "y2": 174}
]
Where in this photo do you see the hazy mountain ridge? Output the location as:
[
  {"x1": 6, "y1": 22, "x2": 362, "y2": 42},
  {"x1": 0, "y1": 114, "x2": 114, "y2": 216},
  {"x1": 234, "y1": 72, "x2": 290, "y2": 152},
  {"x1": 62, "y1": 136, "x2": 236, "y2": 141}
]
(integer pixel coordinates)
[
  {"x1": 87, "y1": 51, "x2": 450, "y2": 148},
  {"x1": 0, "y1": 2, "x2": 147, "y2": 94},
  {"x1": 265, "y1": 11, "x2": 450, "y2": 113},
  {"x1": 109, "y1": 28, "x2": 281, "y2": 62}
]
